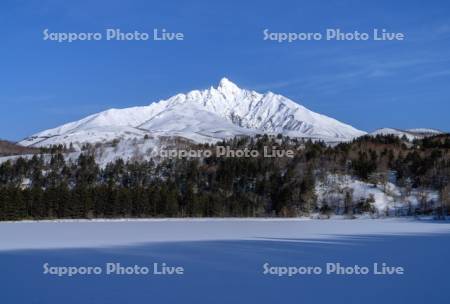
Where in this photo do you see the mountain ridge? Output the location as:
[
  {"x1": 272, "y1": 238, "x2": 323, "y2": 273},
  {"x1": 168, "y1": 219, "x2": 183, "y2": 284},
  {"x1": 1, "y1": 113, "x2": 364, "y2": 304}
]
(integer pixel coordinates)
[
  {"x1": 19, "y1": 78, "x2": 366, "y2": 149},
  {"x1": 369, "y1": 127, "x2": 444, "y2": 141}
]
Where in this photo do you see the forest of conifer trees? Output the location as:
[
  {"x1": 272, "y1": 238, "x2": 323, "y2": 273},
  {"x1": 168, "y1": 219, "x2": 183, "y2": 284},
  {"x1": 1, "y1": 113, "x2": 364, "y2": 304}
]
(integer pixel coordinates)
[{"x1": 0, "y1": 134, "x2": 449, "y2": 221}]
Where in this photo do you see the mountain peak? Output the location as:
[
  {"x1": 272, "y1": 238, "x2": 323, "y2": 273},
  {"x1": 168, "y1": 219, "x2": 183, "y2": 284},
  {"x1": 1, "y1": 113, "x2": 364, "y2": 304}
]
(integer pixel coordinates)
[
  {"x1": 217, "y1": 77, "x2": 240, "y2": 94},
  {"x1": 20, "y1": 78, "x2": 367, "y2": 149}
]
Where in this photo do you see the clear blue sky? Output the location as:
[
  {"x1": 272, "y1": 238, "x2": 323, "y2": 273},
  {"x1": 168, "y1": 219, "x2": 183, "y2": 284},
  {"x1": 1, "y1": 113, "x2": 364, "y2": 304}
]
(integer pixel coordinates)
[{"x1": 1, "y1": 0, "x2": 450, "y2": 141}]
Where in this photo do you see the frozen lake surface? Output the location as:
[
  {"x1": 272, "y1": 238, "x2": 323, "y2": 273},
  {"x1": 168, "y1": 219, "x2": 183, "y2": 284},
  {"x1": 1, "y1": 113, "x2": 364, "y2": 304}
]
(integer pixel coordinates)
[{"x1": 1, "y1": 218, "x2": 449, "y2": 303}]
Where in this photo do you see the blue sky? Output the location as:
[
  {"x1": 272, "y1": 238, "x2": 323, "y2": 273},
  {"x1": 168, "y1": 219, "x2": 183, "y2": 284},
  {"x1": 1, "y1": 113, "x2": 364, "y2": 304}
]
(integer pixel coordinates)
[{"x1": 1, "y1": 0, "x2": 450, "y2": 141}]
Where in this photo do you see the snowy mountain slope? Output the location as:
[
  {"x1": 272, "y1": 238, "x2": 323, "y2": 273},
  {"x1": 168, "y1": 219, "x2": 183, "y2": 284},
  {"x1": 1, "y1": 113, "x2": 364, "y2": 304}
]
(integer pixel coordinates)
[
  {"x1": 138, "y1": 101, "x2": 257, "y2": 142},
  {"x1": 406, "y1": 128, "x2": 443, "y2": 135},
  {"x1": 369, "y1": 128, "x2": 444, "y2": 141},
  {"x1": 0, "y1": 140, "x2": 39, "y2": 156},
  {"x1": 19, "y1": 78, "x2": 366, "y2": 148},
  {"x1": 138, "y1": 78, "x2": 366, "y2": 140}
]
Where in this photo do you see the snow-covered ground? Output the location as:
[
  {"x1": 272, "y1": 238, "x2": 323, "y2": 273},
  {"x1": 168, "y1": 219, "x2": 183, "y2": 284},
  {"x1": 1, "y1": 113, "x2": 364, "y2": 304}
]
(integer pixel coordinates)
[
  {"x1": 316, "y1": 174, "x2": 439, "y2": 214},
  {"x1": 1, "y1": 218, "x2": 449, "y2": 303},
  {"x1": 0, "y1": 218, "x2": 449, "y2": 251}
]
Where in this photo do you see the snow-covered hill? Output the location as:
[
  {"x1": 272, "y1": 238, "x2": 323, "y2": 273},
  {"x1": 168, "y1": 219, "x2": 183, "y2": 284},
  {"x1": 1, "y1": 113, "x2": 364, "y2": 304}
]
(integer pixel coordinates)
[
  {"x1": 19, "y1": 78, "x2": 366, "y2": 149},
  {"x1": 369, "y1": 128, "x2": 444, "y2": 141}
]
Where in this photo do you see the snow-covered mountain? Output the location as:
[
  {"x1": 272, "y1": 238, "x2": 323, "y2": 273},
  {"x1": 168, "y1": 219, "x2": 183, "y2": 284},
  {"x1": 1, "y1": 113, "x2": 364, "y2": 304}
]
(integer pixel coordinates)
[
  {"x1": 19, "y1": 78, "x2": 366, "y2": 149},
  {"x1": 369, "y1": 128, "x2": 443, "y2": 141}
]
